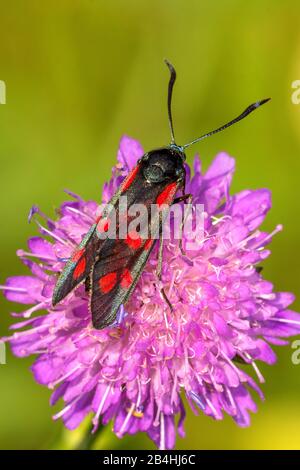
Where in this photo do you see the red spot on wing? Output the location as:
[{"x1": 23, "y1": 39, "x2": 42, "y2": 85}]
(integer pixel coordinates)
[
  {"x1": 121, "y1": 165, "x2": 140, "y2": 192},
  {"x1": 156, "y1": 182, "x2": 177, "y2": 207},
  {"x1": 73, "y1": 256, "x2": 86, "y2": 279},
  {"x1": 99, "y1": 272, "x2": 117, "y2": 293},
  {"x1": 126, "y1": 230, "x2": 142, "y2": 250},
  {"x1": 120, "y1": 269, "x2": 133, "y2": 289},
  {"x1": 71, "y1": 247, "x2": 85, "y2": 263},
  {"x1": 144, "y1": 239, "x2": 153, "y2": 250},
  {"x1": 96, "y1": 217, "x2": 110, "y2": 233}
]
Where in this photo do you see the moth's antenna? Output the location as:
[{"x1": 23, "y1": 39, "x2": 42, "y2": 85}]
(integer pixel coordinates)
[
  {"x1": 165, "y1": 59, "x2": 177, "y2": 144},
  {"x1": 183, "y1": 98, "x2": 271, "y2": 149}
]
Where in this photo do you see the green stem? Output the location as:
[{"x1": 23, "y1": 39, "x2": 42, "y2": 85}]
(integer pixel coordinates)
[{"x1": 75, "y1": 423, "x2": 104, "y2": 450}]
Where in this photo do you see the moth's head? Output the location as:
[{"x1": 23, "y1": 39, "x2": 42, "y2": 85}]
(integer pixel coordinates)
[{"x1": 140, "y1": 146, "x2": 186, "y2": 184}]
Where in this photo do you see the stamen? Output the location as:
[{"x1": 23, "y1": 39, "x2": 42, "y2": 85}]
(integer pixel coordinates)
[
  {"x1": 64, "y1": 206, "x2": 95, "y2": 223},
  {"x1": 9, "y1": 316, "x2": 50, "y2": 330},
  {"x1": 257, "y1": 293, "x2": 276, "y2": 300},
  {"x1": 34, "y1": 220, "x2": 71, "y2": 247},
  {"x1": 28, "y1": 205, "x2": 54, "y2": 225},
  {"x1": 159, "y1": 412, "x2": 166, "y2": 450},
  {"x1": 92, "y1": 384, "x2": 112, "y2": 431},
  {"x1": 140, "y1": 377, "x2": 151, "y2": 385},
  {"x1": 53, "y1": 395, "x2": 82, "y2": 420},
  {"x1": 211, "y1": 215, "x2": 232, "y2": 226},
  {"x1": 3, "y1": 324, "x2": 50, "y2": 342},
  {"x1": 116, "y1": 402, "x2": 135, "y2": 437},
  {"x1": 251, "y1": 361, "x2": 265, "y2": 383},
  {"x1": 236, "y1": 230, "x2": 260, "y2": 249},
  {"x1": 63, "y1": 189, "x2": 84, "y2": 201},
  {"x1": 28, "y1": 205, "x2": 39, "y2": 223},
  {"x1": 16, "y1": 250, "x2": 56, "y2": 262},
  {"x1": 11, "y1": 302, "x2": 46, "y2": 319},
  {"x1": 154, "y1": 403, "x2": 162, "y2": 426},
  {"x1": 0, "y1": 285, "x2": 27, "y2": 293},
  {"x1": 243, "y1": 352, "x2": 265, "y2": 383},
  {"x1": 49, "y1": 365, "x2": 82, "y2": 389},
  {"x1": 221, "y1": 351, "x2": 244, "y2": 379},
  {"x1": 205, "y1": 395, "x2": 221, "y2": 419},
  {"x1": 209, "y1": 370, "x2": 223, "y2": 392},
  {"x1": 163, "y1": 308, "x2": 169, "y2": 329},
  {"x1": 136, "y1": 377, "x2": 142, "y2": 409},
  {"x1": 270, "y1": 317, "x2": 300, "y2": 326},
  {"x1": 225, "y1": 386, "x2": 237, "y2": 414},
  {"x1": 72, "y1": 331, "x2": 89, "y2": 344},
  {"x1": 189, "y1": 391, "x2": 205, "y2": 410},
  {"x1": 211, "y1": 264, "x2": 222, "y2": 280},
  {"x1": 101, "y1": 371, "x2": 123, "y2": 382},
  {"x1": 165, "y1": 332, "x2": 175, "y2": 348},
  {"x1": 252, "y1": 224, "x2": 283, "y2": 250}
]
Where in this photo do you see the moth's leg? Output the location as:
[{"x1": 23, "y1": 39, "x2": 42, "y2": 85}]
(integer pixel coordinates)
[
  {"x1": 161, "y1": 286, "x2": 174, "y2": 312},
  {"x1": 156, "y1": 212, "x2": 174, "y2": 312},
  {"x1": 173, "y1": 193, "x2": 193, "y2": 256},
  {"x1": 156, "y1": 216, "x2": 164, "y2": 280},
  {"x1": 85, "y1": 275, "x2": 91, "y2": 293},
  {"x1": 173, "y1": 193, "x2": 192, "y2": 204}
]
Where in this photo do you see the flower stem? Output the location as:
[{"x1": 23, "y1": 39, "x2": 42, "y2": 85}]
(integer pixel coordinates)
[{"x1": 75, "y1": 424, "x2": 104, "y2": 450}]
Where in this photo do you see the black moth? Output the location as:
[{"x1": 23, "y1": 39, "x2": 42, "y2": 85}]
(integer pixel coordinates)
[{"x1": 52, "y1": 60, "x2": 269, "y2": 329}]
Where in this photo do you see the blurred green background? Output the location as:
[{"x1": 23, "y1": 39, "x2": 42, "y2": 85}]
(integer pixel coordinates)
[{"x1": 0, "y1": 0, "x2": 300, "y2": 450}]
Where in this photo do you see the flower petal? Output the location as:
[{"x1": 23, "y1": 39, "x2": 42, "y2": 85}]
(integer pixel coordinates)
[
  {"x1": 2, "y1": 276, "x2": 44, "y2": 304},
  {"x1": 229, "y1": 188, "x2": 271, "y2": 231},
  {"x1": 117, "y1": 135, "x2": 144, "y2": 170}
]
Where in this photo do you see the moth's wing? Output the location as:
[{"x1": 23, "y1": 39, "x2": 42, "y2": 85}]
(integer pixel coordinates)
[
  {"x1": 52, "y1": 225, "x2": 103, "y2": 305},
  {"x1": 90, "y1": 178, "x2": 180, "y2": 329},
  {"x1": 90, "y1": 236, "x2": 157, "y2": 329},
  {"x1": 52, "y1": 164, "x2": 144, "y2": 306}
]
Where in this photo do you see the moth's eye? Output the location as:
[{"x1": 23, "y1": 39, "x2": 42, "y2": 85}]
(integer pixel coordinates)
[{"x1": 143, "y1": 164, "x2": 165, "y2": 183}]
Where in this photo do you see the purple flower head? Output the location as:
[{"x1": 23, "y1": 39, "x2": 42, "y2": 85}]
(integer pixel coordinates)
[{"x1": 1, "y1": 135, "x2": 300, "y2": 449}]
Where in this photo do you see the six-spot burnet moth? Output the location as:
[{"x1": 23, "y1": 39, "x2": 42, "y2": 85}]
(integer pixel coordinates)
[{"x1": 52, "y1": 60, "x2": 270, "y2": 329}]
